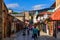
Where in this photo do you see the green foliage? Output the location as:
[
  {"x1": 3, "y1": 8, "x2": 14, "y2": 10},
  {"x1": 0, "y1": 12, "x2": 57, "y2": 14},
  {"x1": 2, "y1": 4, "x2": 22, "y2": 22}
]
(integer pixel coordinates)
[
  {"x1": 29, "y1": 13, "x2": 34, "y2": 16},
  {"x1": 13, "y1": 12, "x2": 19, "y2": 14}
]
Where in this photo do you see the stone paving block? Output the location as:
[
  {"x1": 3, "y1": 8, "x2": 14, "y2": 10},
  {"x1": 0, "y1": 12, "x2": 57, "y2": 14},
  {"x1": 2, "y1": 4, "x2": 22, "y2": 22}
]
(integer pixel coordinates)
[{"x1": 7, "y1": 30, "x2": 60, "y2": 40}]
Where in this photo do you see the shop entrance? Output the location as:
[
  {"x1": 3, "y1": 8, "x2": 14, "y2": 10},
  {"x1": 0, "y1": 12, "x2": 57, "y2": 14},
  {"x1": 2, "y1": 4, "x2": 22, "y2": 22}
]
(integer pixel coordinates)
[
  {"x1": 56, "y1": 21, "x2": 60, "y2": 39},
  {"x1": 7, "y1": 22, "x2": 11, "y2": 37},
  {"x1": 53, "y1": 21, "x2": 60, "y2": 39}
]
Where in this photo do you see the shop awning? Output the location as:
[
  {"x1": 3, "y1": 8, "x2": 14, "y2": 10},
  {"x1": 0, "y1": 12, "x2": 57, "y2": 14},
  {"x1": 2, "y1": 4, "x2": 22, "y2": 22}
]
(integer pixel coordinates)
[{"x1": 50, "y1": 9, "x2": 60, "y2": 20}]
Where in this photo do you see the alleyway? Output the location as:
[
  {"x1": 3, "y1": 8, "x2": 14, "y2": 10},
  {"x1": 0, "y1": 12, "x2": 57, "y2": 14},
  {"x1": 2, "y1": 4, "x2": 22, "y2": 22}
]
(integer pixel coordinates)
[{"x1": 14, "y1": 30, "x2": 60, "y2": 40}]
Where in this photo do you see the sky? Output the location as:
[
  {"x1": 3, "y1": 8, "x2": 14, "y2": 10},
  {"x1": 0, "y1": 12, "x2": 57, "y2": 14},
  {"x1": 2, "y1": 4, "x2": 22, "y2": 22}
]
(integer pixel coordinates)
[{"x1": 4, "y1": 0, "x2": 55, "y2": 12}]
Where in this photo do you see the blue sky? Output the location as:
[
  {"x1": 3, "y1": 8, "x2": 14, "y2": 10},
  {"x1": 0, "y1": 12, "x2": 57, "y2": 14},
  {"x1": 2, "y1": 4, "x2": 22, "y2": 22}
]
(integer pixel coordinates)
[{"x1": 4, "y1": 0, "x2": 55, "y2": 12}]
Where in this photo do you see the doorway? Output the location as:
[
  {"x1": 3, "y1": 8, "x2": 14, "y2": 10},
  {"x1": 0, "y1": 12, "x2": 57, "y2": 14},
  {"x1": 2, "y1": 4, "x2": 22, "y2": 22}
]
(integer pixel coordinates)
[{"x1": 7, "y1": 22, "x2": 11, "y2": 37}]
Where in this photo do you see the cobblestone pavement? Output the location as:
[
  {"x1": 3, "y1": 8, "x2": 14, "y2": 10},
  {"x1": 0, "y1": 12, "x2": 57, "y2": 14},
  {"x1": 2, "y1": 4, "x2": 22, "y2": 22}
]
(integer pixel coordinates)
[
  {"x1": 3, "y1": 30, "x2": 60, "y2": 40},
  {"x1": 57, "y1": 32, "x2": 60, "y2": 39},
  {"x1": 15, "y1": 30, "x2": 60, "y2": 40}
]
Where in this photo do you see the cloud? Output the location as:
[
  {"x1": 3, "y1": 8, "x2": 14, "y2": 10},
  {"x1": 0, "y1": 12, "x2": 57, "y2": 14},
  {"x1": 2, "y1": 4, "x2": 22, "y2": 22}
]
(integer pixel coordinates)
[
  {"x1": 32, "y1": 4, "x2": 47, "y2": 10},
  {"x1": 6, "y1": 3, "x2": 19, "y2": 8}
]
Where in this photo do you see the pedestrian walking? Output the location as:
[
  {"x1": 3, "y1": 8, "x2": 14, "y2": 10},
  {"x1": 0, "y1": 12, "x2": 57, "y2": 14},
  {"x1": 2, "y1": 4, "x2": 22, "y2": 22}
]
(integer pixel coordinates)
[
  {"x1": 36, "y1": 26, "x2": 40, "y2": 36},
  {"x1": 53, "y1": 27, "x2": 57, "y2": 38},
  {"x1": 29, "y1": 24, "x2": 33, "y2": 30},
  {"x1": 32, "y1": 24, "x2": 38, "y2": 40},
  {"x1": 27, "y1": 27, "x2": 30, "y2": 35},
  {"x1": 22, "y1": 27, "x2": 26, "y2": 36}
]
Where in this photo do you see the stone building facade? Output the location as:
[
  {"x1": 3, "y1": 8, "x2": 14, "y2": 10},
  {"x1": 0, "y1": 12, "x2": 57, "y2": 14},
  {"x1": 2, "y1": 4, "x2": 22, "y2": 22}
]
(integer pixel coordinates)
[
  {"x1": 0, "y1": 0, "x2": 3, "y2": 39},
  {"x1": 2, "y1": 1, "x2": 8, "y2": 39},
  {"x1": 0, "y1": 0, "x2": 10, "y2": 39}
]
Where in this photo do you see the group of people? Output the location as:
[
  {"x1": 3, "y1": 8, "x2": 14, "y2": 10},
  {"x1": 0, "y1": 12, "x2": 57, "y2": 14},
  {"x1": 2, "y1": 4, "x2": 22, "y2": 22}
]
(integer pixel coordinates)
[{"x1": 23, "y1": 24, "x2": 40, "y2": 39}]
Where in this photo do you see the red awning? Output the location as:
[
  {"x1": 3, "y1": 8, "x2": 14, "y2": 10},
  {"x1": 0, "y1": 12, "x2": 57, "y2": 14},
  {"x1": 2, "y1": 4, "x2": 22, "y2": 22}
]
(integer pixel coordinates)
[{"x1": 50, "y1": 9, "x2": 60, "y2": 20}]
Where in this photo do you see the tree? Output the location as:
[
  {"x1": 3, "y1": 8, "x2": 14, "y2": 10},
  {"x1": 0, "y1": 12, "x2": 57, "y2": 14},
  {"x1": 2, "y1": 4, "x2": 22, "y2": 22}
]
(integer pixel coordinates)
[{"x1": 13, "y1": 12, "x2": 19, "y2": 14}]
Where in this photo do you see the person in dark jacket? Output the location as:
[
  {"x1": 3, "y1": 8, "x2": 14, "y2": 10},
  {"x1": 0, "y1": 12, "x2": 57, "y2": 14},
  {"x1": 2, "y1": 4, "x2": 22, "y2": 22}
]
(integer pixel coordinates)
[{"x1": 32, "y1": 26, "x2": 38, "y2": 39}]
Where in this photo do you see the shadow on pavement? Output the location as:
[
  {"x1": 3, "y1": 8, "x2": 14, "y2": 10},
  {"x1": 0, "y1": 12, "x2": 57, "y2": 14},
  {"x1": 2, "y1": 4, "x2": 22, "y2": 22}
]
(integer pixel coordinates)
[{"x1": 39, "y1": 35, "x2": 60, "y2": 40}]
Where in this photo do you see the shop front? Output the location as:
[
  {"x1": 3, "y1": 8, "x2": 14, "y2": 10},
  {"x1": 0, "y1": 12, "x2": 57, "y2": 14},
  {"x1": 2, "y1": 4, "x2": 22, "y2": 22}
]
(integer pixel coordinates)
[{"x1": 50, "y1": 9, "x2": 60, "y2": 38}]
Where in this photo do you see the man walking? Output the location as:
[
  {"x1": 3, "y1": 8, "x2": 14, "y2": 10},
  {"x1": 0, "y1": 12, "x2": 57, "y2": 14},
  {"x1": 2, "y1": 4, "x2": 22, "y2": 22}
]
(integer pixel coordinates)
[
  {"x1": 32, "y1": 25, "x2": 38, "y2": 40},
  {"x1": 36, "y1": 26, "x2": 40, "y2": 36}
]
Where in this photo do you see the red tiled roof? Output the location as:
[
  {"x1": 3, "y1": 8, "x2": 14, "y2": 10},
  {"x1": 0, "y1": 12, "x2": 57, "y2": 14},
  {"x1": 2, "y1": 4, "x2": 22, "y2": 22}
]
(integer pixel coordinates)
[
  {"x1": 39, "y1": 12, "x2": 52, "y2": 15},
  {"x1": 50, "y1": 9, "x2": 60, "y2": 20}
]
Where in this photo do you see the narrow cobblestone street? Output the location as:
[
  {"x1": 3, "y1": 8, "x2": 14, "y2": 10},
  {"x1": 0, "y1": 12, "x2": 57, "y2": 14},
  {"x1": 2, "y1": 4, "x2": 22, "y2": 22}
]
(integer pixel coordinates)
[
  {"x1": 14, "y1": 30, "x2": 60, "y2": 40},
  {"x1": 2, "y1": 0, "x2": 60, "y2": 40}
]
